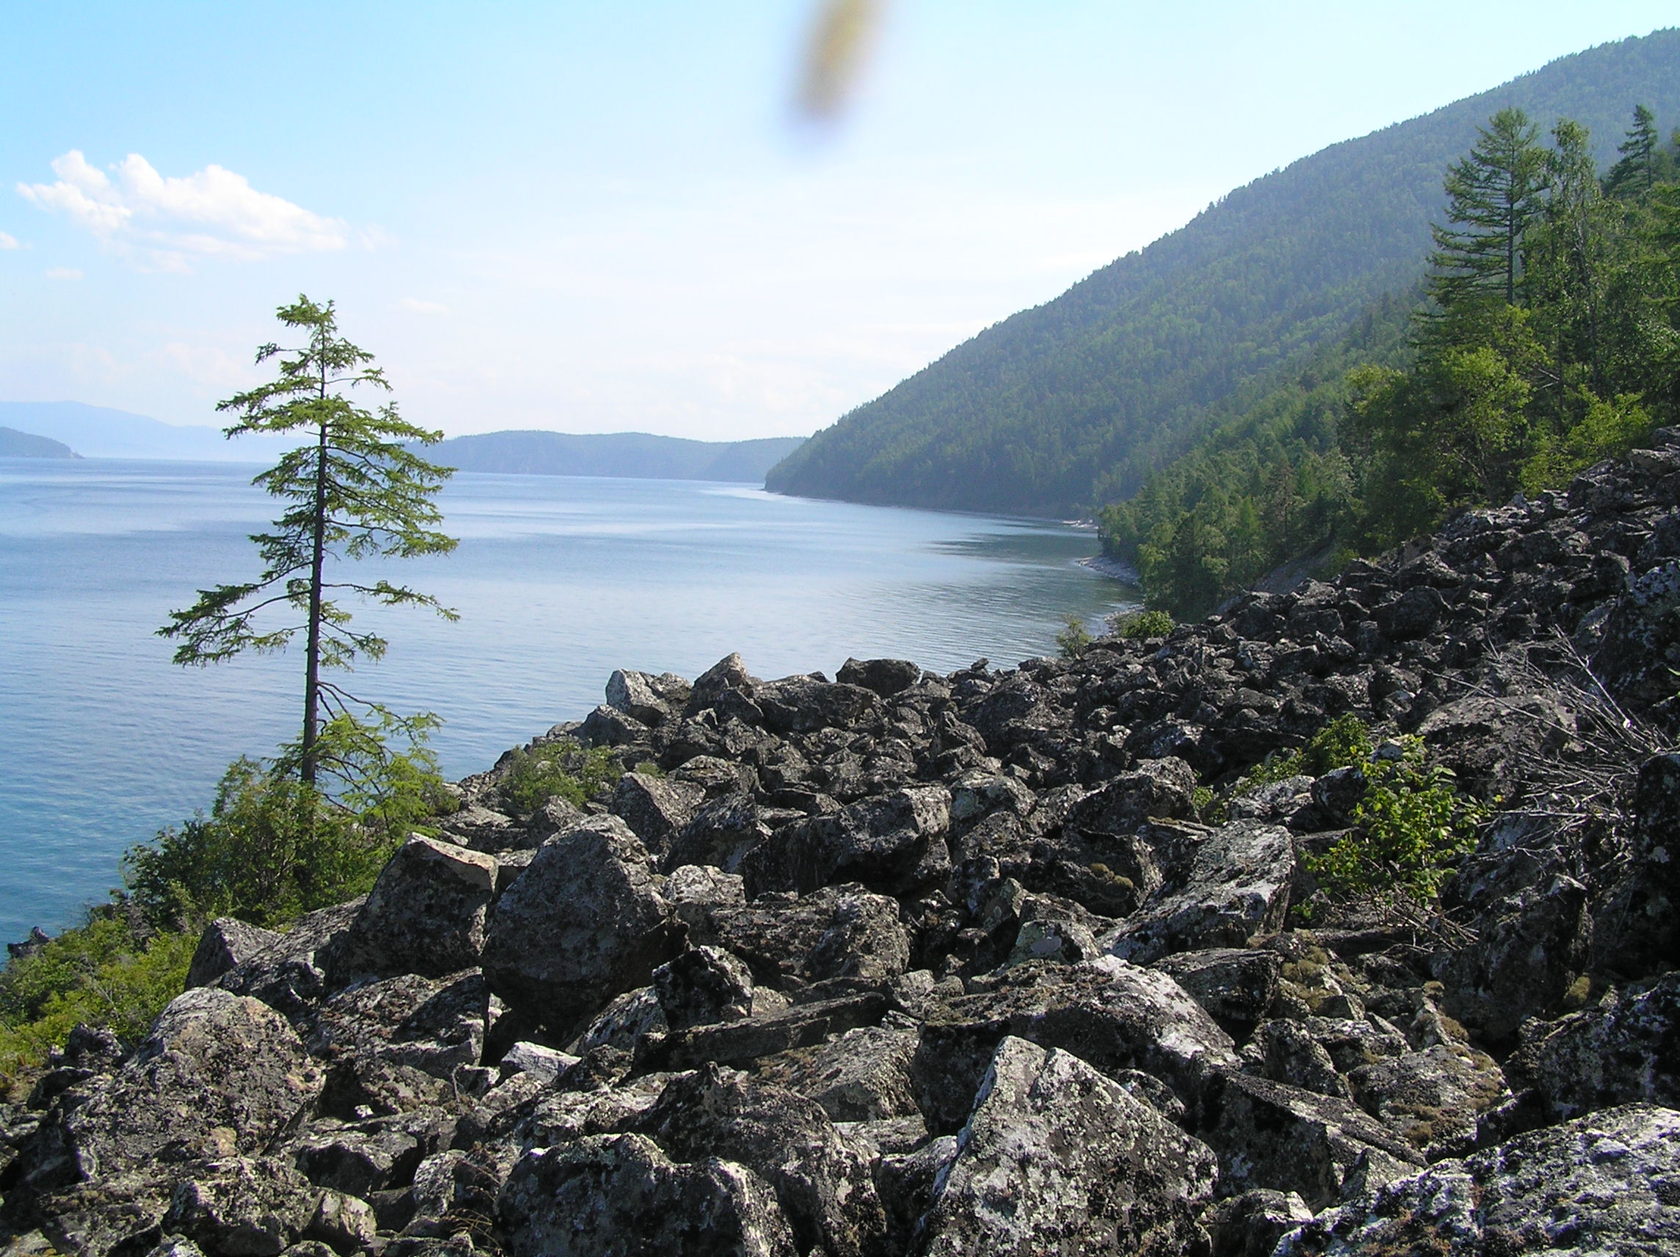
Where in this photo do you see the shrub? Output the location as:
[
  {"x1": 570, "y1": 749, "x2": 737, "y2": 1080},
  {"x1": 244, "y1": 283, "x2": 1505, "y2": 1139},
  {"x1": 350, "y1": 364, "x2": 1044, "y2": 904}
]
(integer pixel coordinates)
[
  {"x1": 126, "y1": 716, "x2": 446, "y2": 931},
  {"x1": 498, "y1": 738, "x2": 620, "y2": 817},
  {"x1": 0, "y1": 914, "x2": 195, "y2": 1091},
  {"x1": 1107, "y1": 608, "x2": 1175, "y2": 640},
  {"x1": 1055, "y1": 614, "x2": 1094, "y2": 659}
]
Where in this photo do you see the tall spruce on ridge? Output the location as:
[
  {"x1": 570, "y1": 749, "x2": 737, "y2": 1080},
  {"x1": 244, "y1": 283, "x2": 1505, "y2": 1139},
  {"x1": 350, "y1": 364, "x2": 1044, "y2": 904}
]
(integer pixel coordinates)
[
  {"x1": 1426, "y1": 107, "x2": 1547, "y2": 315},
  {"x1": 159, "y1": 296, "x2": 457, "y2": 786}
]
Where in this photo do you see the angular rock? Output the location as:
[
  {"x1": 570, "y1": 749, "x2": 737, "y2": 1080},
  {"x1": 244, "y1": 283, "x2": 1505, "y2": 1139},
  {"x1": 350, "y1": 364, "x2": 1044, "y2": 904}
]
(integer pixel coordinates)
[
  {"x1": 653, "y1": 945, "x2": 755, "y2": 1030},
  {"x1": 610, "y1": 772, "x2": 705, "y2": 860},
  {"x1": 1276, "y1": 1104, "x2": 1680, "y2": 1256},
  {"x1": 753, "y1": 675, "x2": 883, "y2": 736},
  {"x1": 705, "y1": 884, "x2": 910, "y2": 990},
  {"x1": 916, "y1": 1037, "x2": 1217, "y2": 1257},
  {"x1": 664, "y1": 794, "x2": 770, "y2": 874},
  {"x1": 480, "y1": 816, "x2": 682, "y2": 1038},
  {"x1": 911, "y1": 959, "x2": 1238, "y2": 1133},
  {"x1": 741, "y1": 787, "x2": 951, "y2": 898},
  {"x1": 309, "y1": 970, "x2": 491, "y2": 1080},
  {"x1": 162, "y1": 1157, "x2": 318, "y2": 1257},
  {"x1": 1199, "y1": 1071, "x2": 1424, "y2": 1209},
  {"x1": 1512, "y1": 970, "x2": 1680, "y2": 1120},
  {"x1": 771, "y1": 1025, "x2": 919, "y2": 1122},
  {"x1": 186, "y1": 918, "x2": 283, "y2": 990},
  {"x1": 635, "y1": 1065, "x2": 888, "y2": 1257},
  {"x1": 1102, "y1": 820, "x2": 1294, "y2": 965},
  {"x1": 20, "y1": 988, "x2": 323, "y2": 1192},
  {"x1": 498, "y1": 1133, "x2": 797, "y2": 1257},
  {"x1": 1150, "y1": 948, "x2": 1282, "y2": 1042},
  {"x1": 836, "y1": 657, "x2": 921, "y2": 699},
  {"x1": 336, "y1": 836, "x2": 498, "y2": 979},
  {"x1": 607, "y1": 669, "x2": 689, "y2": 726}
]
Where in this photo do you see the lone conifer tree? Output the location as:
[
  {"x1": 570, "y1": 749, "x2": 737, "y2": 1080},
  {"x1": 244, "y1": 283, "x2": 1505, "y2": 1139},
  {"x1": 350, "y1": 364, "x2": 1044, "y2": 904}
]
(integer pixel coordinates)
[
  {"x1": 1427, "y1": 107, "x2": 1546, "y2": 317},
  {"x1": 160, "y1": 295, "x2": 457, "y2": 785}
]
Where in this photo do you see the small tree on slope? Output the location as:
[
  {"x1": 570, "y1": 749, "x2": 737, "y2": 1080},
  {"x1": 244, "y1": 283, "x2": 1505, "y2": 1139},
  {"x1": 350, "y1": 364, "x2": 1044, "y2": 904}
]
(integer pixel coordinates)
[{"x1": 159, "y1": 295, "x2": 457, "y2": 787}]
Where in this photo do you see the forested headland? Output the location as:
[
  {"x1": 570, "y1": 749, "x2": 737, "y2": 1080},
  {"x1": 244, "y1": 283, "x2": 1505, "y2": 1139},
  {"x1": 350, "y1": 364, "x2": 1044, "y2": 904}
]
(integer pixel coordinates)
[{"x1": 764, "y1": 30, "x2": 1680, "y2": 615}]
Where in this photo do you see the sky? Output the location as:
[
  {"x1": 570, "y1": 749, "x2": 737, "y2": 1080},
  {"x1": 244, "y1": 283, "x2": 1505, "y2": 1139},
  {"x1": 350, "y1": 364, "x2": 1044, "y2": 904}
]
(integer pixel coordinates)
[{"x1": 3, "y1": 2, "x2": 1677, "y2": 444}]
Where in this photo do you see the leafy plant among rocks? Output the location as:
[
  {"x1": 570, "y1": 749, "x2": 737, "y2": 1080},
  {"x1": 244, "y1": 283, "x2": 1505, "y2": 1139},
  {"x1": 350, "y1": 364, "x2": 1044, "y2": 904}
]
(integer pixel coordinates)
[{"x1": 497, "y1": 737, "x2": 621, "y2": 817}]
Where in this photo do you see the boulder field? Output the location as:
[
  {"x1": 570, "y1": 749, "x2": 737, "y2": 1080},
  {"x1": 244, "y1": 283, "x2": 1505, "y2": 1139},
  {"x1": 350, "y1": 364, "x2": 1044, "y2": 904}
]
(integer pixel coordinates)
[{"x1": 7, "y1": 433, "x2": 1680, "y2": 1255}]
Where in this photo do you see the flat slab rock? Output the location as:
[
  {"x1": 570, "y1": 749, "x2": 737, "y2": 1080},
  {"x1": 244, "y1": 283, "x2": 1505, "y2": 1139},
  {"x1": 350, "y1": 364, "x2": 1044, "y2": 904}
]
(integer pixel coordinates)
[{"x1": 1277, "y1": 1103, "x2": 1680, "y2": 1256}]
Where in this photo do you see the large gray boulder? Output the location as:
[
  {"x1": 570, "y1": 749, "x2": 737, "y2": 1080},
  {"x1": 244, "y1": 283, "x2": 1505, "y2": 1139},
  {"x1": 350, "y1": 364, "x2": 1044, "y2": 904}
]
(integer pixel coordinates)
[
  {"x1": 1511, "y1": 970, "x2": 1680, "y2": 1119},
  {"x1": 636, "y1": 1064, "x2": 889, "y2": 1257},
  {"x1": 26, "y1": 988, "x2": 324, "y2": 1189},
  {"x1": 498, "y1": 1133, "x2": 797, "y2": 1257},
  {"x1": 915, "y1": 1036, "x2": 1218, "y2": 1257},
  {"x1": 337, "y1": 835, "x2": 499, "y2": 978},
  {"x1": 1276, "y1": 1104, "x2": 1680, "y2": 1255},
  {"x1": 741, "y1": 787, "x2": 951, "y2": 898},
  {"x1": 910, "y1": 958, "x2": 1238, "y2": 1133},
  {"x1": 1103, "y1": 820, "x2": 1294, "y2": 965},
  {"x1": 480, "y1": 816, "x2": 683, "y2": 1037}
]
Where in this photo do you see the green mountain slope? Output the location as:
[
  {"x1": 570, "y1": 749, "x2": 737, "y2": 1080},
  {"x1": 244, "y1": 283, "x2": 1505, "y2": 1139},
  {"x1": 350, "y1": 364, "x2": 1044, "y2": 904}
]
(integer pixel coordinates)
[
  {"x1": 765, "y1": 30, "x2": 1680, "y2": 518},
  {"x1": 431, "y1": 430, "x2": 805, "y2": 483}
]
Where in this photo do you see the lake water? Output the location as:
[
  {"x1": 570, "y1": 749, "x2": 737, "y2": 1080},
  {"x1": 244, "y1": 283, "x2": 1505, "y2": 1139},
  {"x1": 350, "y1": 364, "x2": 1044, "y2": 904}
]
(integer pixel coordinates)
[{"x1": 0, "y1": 458, "x2": 1135, "y2": 942}]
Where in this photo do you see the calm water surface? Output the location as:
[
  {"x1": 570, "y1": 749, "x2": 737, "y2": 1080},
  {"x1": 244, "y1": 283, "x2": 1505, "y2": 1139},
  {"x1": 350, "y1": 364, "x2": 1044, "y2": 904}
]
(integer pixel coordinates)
[{"x1": 0, "y1": 458, "x2": 1135, "y2": 941}]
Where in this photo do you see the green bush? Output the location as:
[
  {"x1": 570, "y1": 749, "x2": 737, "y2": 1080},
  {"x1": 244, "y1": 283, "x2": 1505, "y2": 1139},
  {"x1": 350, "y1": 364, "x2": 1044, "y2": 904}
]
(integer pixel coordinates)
[
  {"x1": 1235, "y1": 715, "x2": 1482, "y2": 911},
  {"x1": 1055, "y1": 614, "x2": 1094, "y2": 659},
  {"x1": 499, "y1": 739, "x2": 621, "y2": 817},
  {"x1": 1107, "y1": 608, "x2": 1175, "y2": 640},
  {"x1": 126, "y1": 715, "x2": 446, "y2": 931},
  {"x1": 0, "y1": 914, "x2": 195, "y2": 1091}
]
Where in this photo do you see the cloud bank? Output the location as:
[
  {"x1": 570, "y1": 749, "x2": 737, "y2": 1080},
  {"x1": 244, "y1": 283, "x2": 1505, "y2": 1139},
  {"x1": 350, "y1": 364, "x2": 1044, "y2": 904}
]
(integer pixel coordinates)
[{"x1": 18, "y1": 151, "x2": 349, "y2": 268}]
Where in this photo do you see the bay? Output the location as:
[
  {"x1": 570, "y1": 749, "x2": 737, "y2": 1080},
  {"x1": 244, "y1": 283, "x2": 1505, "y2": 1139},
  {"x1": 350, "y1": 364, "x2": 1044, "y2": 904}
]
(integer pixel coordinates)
[{"x1": 0, "y1": 457, "x2": 1134, "y2": 943}]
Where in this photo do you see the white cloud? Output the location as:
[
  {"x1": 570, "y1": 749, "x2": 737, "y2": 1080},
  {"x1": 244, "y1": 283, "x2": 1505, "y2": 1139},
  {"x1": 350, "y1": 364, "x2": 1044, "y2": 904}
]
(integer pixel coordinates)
[
  {"x1": 17, "y1": 150, "x2": 349, "y2": 268},
  {"x1": 44, "y1": 266, "x2": 83, "y2": 280},
  {"x1": 398, "y1": 297, "x2": 448, "y2": 315},
  {"x1": 0, "y1": 231, "x2": 18, "y2": 249}
]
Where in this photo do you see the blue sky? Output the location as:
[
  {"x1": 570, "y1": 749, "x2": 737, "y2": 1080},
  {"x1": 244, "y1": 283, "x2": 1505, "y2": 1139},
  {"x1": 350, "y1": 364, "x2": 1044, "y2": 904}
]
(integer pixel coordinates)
[{"x1": 3, "y1": 2, "x2": 1676, "y2": 442}]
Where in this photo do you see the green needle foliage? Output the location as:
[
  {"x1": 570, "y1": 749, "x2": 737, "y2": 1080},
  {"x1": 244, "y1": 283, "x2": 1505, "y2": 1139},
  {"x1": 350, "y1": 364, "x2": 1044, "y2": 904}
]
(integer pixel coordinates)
[{"x1": 159, "y1": 295, "x2": 458, "y2": 785}]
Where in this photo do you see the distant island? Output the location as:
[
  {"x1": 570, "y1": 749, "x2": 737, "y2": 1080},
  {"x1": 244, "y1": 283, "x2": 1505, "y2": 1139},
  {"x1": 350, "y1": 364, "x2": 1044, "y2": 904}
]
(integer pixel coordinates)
[
  {"x1": 0, "y1": 426, "x2": 79, "y2": 459},
  {"x1": 429, "y1": 429, "x2": 806, "y2": 483},
  {"x1": 0, "y1": 402, "x2": 806, "y2": 484}
]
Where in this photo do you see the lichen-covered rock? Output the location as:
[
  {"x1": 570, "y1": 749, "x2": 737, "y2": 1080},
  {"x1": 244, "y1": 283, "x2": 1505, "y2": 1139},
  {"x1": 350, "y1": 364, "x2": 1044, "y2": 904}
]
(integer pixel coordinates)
[
  {"x1": 1198, "y1": 1071, "x2": 1424, "y2": 1209},
  {"x1": 498, "y1": 1133, "x2": 797, "y2": 1257},
  {"x1": 336, "y1": 836, "x2": 498, "y2": 979},
  {"x1": 1150, "y1": 948, "x2": 1281, "y2": 1042},
  {"x1": 1346, "y1": 1042, "x2": 1508, "y2": 1160},
  {"x1": 161, "y1": 1157, "x2": 318, "y2": 1257},
  {"x1": 480, "y1": 816, "x2": 682, "y2": 1037},
  {"x1": 911, "y1": 958, "x2": 1237, "y2": 1133},
  {"x1": 1276, "y1": 1104, "x2": 1680, "y2": 1256},
  {"x1": 769, "y1": 1026, "x2": 919, "y2": 1122},
  {"x1": 610, "y1": 772, "x2": 706, "y2": 859},
  {"x1": 1102, "y1": 820, "x2": 1294, "y2": 965},
  {"x1": 1512, "y1": 970, "x2": 1680, "y2": 1120},
  {"x1": 219, "y1": 900, "x2": 363, "y2": 1023},
  {"x1": 309, "y1": 971, "x2": 491, "y2": 1081},
  {"x1": 653, "y1": 945, "x2": 755, "y2": 1029},
  {"x1": 742, "y1": 787, "x2": 951, "y2": 899},
  {"x1": 705, "y1": 884, "x2": 911, "y2": 991},
  {"x1": 19, "y1": 988, "x2": 323, "y2": 1194},
  {"x1": 186, "y1": 918, "x2": 283, "y2": 990},
  {"x1": 916, "y1": 1036, "x2": 1217, "y2": 1257},
  {"x1": 635, "y1": 1064, "x2": 888, "y2": 1257}
]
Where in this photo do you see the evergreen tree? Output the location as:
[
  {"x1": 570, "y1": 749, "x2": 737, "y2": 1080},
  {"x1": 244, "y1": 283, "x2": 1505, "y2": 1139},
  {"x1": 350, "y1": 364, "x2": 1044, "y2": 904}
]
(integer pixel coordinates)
[
  {"x1": 160, "y1": 296, "x2": 458, "y2": 786},
  {"x1": 1605, "y1": 104, "x2": 1660, "y2": 199},
  {"x1": 1426, "y1": 108, "x2": 1546, "y2": 319}
]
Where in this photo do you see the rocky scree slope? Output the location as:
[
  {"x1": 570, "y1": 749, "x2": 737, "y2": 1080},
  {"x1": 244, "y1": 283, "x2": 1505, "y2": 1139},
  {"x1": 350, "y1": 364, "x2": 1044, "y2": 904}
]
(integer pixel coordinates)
[{"x1": 7, "y1": 436, "x2": 1680, "y2": 1254}]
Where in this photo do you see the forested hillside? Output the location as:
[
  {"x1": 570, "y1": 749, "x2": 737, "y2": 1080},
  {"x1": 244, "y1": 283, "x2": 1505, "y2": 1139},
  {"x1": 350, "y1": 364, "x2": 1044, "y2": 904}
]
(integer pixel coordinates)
[
  {"x1": 1100, "y1": 103, "x2": 1680, "y2": 615},
  {"x1": 765, "y1": 30, "x2": 1680, "y2": 518}
]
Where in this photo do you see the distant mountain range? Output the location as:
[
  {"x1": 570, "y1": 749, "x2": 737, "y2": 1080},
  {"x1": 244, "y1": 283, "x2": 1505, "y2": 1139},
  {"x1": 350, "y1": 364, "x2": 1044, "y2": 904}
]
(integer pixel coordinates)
[
  {"x1": 0, "y1": 401, "x2": 804, "y2": 484},
  {"x1": 0, "y1": 426, "x2": 78, "y2": 458},
  {"x1": 765, "y1": 29, "x2": 1680, "y2": 517},
  {"x1": 428, "y1": 430, "x2": 805, "y2": 483},
  {"x1": 0, "y1": 402, "x2": 294, "y2": 462}
]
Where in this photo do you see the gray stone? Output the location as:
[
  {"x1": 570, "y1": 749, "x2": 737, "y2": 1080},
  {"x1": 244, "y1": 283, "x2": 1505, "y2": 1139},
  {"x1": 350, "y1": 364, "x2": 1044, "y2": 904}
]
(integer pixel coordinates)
[
  {"x1": 1513, "y1": 971, "x2": 1680, "y2": 1120},
  {"x1": 910, "y1": 958, "x2": 1238, "y2": 1133},
  {"x1": 338, "y1": 836, "x2": 498, "y2": 979},
  {"x1": 480, "y1": 816, "x2": 682, "y2": 1038},
  {"x1": 498, "y1": 1133, "x2": 797, "y2": 1257},
  {"x1": 1276, "y1": 1104, "x2": 1680, "y2": 1256},
  {"x1": 610, "y1": 772, "x2": 706, "y2": 859},
  {"x1": 1103, "y1": 820, "x2": 1294, "y2": 965},
  {"x1": 741, "y1": 787, "x2": 951, "y2": 898},
  {"x1": 186, "y1": 918, "x2": 283, "y2": 989},
  {"x1": 653, "y1": 945, "x2": 755, "y2": 1029},
  {"x1": 916, "y1": 1036, "x2": 1217, "y2": 1257},
  {"x1": 161, "y1": 1157, "x2": 318, "y2": 1257},
  {"x1": 1150, "y1": 948, "x2": 1282, "y2": 1042}
]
